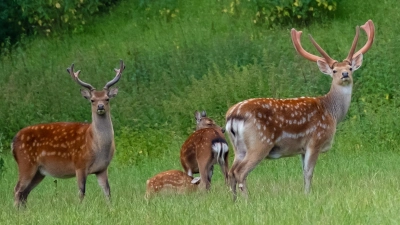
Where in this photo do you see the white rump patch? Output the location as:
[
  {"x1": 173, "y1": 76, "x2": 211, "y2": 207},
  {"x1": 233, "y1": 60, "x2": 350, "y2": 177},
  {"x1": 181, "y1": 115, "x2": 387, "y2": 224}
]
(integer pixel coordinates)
[
  {"x1": 191, "y1": 177, "x2": 201, "y2": 184},
  {"x1": 226, "y1": 118, "x2": 247, "y2": 161},
  {"x1": 212, "y1": 142, "x2": 229, "y2": 165}
]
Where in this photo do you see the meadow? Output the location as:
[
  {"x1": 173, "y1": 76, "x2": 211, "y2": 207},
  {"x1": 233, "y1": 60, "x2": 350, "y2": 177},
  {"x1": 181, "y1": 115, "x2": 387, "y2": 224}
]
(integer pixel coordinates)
[{"x1": 1, "y1": 0, "x2": 400, "y2": 224}]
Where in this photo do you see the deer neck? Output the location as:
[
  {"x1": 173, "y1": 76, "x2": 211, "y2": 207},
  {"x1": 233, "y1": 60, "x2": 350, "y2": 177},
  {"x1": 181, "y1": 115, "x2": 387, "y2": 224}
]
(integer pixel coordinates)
[
  {"x1": 90, "y1": 112, "x2": 114, "y2": 148},
  {"x1": 320, "y1": 83, "x2": 353, "y2": 123}
]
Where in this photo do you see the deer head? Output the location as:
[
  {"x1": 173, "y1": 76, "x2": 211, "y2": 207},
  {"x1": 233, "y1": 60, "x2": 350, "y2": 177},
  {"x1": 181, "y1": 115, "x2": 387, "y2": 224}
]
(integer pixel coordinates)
[
  {"x1": 194, "y1": 110, "x2": 225, "y2": 133},
  {"x1": 67, "y1": 60, "x2": 125, "y2": 116},
  {"x1": 291, "y1": 20, "x2": 374, "y2": 89}
]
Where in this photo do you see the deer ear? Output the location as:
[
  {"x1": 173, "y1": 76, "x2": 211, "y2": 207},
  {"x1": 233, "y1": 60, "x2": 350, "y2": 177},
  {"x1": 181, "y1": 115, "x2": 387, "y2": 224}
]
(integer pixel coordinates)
[
  {"x1": 201, "y1": 110, "x2": 207, "y2": 117},
  {"x1": 191, "y1": 177, "x2": 201, "y2": 184},
  {"x1": 351, "y1": 53, "x2": 363, "y2": 72},
  {"x1": 194, "y1": 111, "x2": 201, "y2": 123},
  {"x1": 317, "y1": 60, "x2": 333, "y2": 76},
  {"x1": 108, "y1": 87, "x2": 118, "y2": 98},
  {"x1": 80, "y1": 89, "x2": 91, "y2": 100}
]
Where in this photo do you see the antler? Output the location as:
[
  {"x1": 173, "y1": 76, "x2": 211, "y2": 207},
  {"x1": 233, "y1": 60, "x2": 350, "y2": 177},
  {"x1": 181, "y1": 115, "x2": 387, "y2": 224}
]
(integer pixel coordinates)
[
  {"x1": 291, "y1": 29, "x2": 337, "y2": 68},
  {"x1": 352, "y1": 20, "x2": 375, "y2": 59},
  {"x1": 104, "y1": 60, "x2": 125, "y2": 90},
  {"x1": 344, "y1": 26, "x2": 360, "y2": 63},
  {"x1": 67, "y1": 64, "x2": 95, "y2": 91}
]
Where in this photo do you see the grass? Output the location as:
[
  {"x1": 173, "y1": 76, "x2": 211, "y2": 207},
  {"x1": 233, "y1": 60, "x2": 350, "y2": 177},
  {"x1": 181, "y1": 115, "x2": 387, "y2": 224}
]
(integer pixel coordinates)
[{"x1": 2, "y1": 147, "x2": 400, "y2": 224}]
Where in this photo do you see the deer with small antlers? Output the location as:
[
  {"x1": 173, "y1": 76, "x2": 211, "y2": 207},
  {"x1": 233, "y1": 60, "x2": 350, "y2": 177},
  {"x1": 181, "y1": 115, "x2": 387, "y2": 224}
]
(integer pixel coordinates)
[
  {"x1": 180, "y1": 111, "x2": 229, "y2": 190},
  {"x1": 226, "y1": 20, "x2": 375, "y2": 200},
  {"x1": 11, "y1": 60, "x2": 125, "y2": 207},
  {"x1": 145, "y1": 170, "x2": 200, "y2": 199}
]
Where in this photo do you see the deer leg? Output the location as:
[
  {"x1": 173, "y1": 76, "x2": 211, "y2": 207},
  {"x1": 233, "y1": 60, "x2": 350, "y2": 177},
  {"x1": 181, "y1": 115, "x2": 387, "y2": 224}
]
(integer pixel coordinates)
[
  {"x1": 19, "y1": 171, "x2": 45, "y2": 206},
  {"x1": 14, "y1": 167, "x2": 39, "y2": 208},
  {"x1": 228, "y1": 145, "x2": 247, "y2": 201},
  {"x1": 208, "y1": 165, "x2": 214, "y2": 183},
  {"x1": 219, "y1": 152, "x2": 229, "y2": 185},
  {"x1": 96, "y1": 170, "x2": 111, "y2": 201},
  {"x1": 302, "y1": 148, "x2": 319, "y2": 194},
  {"x1": 76, "y1": 169, "x2": 87, "y2": 202},
  {"x1": 198, "y1": 160, "x2": 211, "y2": 191},
  {"x1": 233, "y1": 145, "x2": 270, "y2": 199}
]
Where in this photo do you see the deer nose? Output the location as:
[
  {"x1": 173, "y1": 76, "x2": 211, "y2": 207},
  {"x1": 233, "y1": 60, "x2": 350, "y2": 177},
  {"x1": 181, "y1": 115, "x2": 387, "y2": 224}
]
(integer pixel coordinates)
[
  {"x1": 342, "y1": 72, "x2": 349, "y2": 78},
  {"x1": 98, "y1": 104, "x2": 104, "y2": 110}
]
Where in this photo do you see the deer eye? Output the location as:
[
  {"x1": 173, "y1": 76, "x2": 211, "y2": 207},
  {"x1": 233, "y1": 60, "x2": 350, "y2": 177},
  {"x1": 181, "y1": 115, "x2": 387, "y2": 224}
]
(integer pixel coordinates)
[
  {"x1": 333, "y1": 70, "x2": 337, "y2": 73},
  {"x1": 349, "y1": 68, "x2": 353, "y2": 71},
  {"x1": 91, "y1": 100, "x2": 95, "y2": 103},
  {"x1": 106, "y1": 99, "x2": 110, "y2": 102}
]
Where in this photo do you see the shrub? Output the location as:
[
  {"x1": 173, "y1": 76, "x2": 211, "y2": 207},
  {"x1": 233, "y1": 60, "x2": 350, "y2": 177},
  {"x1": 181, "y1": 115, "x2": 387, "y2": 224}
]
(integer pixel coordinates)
[
  {"x1": 136, "y1": 0, "x2": 180, "y2": 22},
  {"x1": 0, "y1": 0, "x2": 120, "y2": 50},
  {"x1": 226, "y1": 0, "x2": 340, "y2": 27}
]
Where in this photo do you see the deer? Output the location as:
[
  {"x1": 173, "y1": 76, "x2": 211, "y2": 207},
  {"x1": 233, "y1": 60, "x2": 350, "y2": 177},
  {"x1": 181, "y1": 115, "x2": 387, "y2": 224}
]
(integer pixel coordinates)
[
  {"x1": 11, "y1": 60, "x2": 125, "y2": 207},
  {"x1": 145, "y1": 170, "x2": 201, "y2": 199},
  {"x1": 180, "y1": 110, "x2": 229, "y2": 190},
  {"x1": 225, "y1": 20, "x2": 375, "y2": 200}
]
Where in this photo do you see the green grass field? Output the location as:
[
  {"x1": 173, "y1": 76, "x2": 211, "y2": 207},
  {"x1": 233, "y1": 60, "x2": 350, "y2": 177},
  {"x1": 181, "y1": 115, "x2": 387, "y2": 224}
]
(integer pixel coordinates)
[
  {"x1": 2, "y1": 147, "x2": 400, "y2": 224},
  {"x1": 1, "y1": 0, "x2": 400, "y2": 224}
]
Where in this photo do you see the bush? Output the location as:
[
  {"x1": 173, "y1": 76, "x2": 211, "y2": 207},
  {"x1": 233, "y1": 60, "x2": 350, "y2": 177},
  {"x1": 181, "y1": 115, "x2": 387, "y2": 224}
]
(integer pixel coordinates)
[
  {"x1": 226, "y1": 0, "x2": 340, "y2": 27},
  {"x1": 0, "y1": 0, "x2": 120, "y2": 50},
  {"x1": 136, "y1": 0, "x2": 179, "y2": 22}
]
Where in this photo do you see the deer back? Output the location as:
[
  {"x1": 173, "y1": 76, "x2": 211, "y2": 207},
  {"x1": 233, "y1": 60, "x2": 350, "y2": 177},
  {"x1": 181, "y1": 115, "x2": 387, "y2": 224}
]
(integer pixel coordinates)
[
  {"x1": 180, "y1": 128, "x2": 227, "y2": 172},
  {"x1": 145, "y1": 170, "x2": 200, "y2": 199}
]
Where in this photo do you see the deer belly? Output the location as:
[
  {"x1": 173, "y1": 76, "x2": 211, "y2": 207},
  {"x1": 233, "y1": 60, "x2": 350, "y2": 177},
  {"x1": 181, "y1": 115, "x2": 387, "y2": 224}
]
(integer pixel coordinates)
[
  {"x1": 89, "y1": 157, "x2": 111, "y2": 174},
  {"x1": 39, "y1": 163, "x2": 75, "y2": 178},
  {"x1": 267, "y1": 145, "x2": 304, "y2": 159}
]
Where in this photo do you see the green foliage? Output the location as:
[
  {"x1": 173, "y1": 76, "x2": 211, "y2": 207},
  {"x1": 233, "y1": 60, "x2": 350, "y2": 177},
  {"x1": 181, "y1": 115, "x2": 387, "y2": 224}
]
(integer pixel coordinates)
[
  {"x1": 0, "y1": 134, "x2": 5, "y2": 177},
  {"x1": 226, "y1": 0, "x2": 340, "y2": 27},
  {"x1": 0, "y1": 0, "x2": 120, "y2": 50},
  {"x1": 17, "y1": 0, "x2": 118, "y2": 34},
  {"x1": 136, "y1": 0, "x2": 179, "y2": 22},
  {"x1": 0, "y1": 0, "x2": 24, "y2": 47}
]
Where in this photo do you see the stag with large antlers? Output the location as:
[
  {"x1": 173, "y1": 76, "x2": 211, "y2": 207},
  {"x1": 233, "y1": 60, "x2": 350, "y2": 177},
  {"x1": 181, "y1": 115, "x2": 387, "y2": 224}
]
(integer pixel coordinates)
[
  {"x1": 226, "y1": 20, "x2": 374, "y2": 200},
  {"x1": 12, "y1": 60, "x2": 125, "y2": 207}
]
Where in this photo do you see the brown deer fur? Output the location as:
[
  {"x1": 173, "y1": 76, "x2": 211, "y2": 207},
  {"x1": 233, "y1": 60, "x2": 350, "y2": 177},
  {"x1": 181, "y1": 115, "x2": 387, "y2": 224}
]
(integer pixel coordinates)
[
  {"x1": 180, "y1": 111, "x2": 229, "y2": 190},
  {"x1": 145, "y1": 170, "x2": 200, "y2": 199},
  {"x1": 12, "y1": 60, "x2": 125, "y2": 207},
  {"x1": 226, "y1": 20, "x2": 375, "y2": 200}
]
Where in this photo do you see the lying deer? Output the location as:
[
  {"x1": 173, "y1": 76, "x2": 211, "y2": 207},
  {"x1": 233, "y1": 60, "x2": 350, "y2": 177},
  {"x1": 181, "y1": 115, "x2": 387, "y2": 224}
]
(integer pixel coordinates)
[
  {"x1": 12, "y1": 60, "x2": 125, "y2": 207},
  {"x1": 180, "y1": 111, "x2": 229, "y2": 190},
  {"x1": 226, "y1": 20, "x2": 375, "y2": 200},
  {"x1": 145, "y1": 170, "x2": 200, "y2": 199}
]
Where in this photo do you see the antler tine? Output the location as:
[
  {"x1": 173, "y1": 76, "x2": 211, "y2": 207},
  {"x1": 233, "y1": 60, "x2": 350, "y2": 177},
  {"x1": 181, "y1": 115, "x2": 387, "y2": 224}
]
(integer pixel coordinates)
[
  {"x1": 67, "y1": 64, "x2": 95, "y2": 91},
  {"x1": 291, "y1": 29, "x2": 326, "y2": 63},
  {"x1": 345, "y1": 26, "x2": 360, "y2": 63},
  {"x1": 308, "y1": 35, "x2": 337, "y2": 68},
  {"x1": 104, "y1": 60, "x2": 125, "y2": 90},
  {"x1": 352, "y1": 20, "x2": 375, "y2": 59}
]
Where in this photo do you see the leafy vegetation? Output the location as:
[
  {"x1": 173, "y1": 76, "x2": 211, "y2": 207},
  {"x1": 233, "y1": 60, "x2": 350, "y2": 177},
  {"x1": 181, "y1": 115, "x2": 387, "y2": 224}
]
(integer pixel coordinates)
[
  {"x1": 0, "y1": 0, "x2": 119, "y2": 49},
  {"x1": 231, "y1": 0, "x2": 340, "y2": 27}
]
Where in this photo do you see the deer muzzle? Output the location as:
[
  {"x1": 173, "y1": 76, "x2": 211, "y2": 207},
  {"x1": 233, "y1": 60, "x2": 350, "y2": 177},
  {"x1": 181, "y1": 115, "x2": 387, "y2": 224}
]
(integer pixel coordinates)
[{"x1": 97, "y1": 104, "x2": 106, "y2": 115}]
